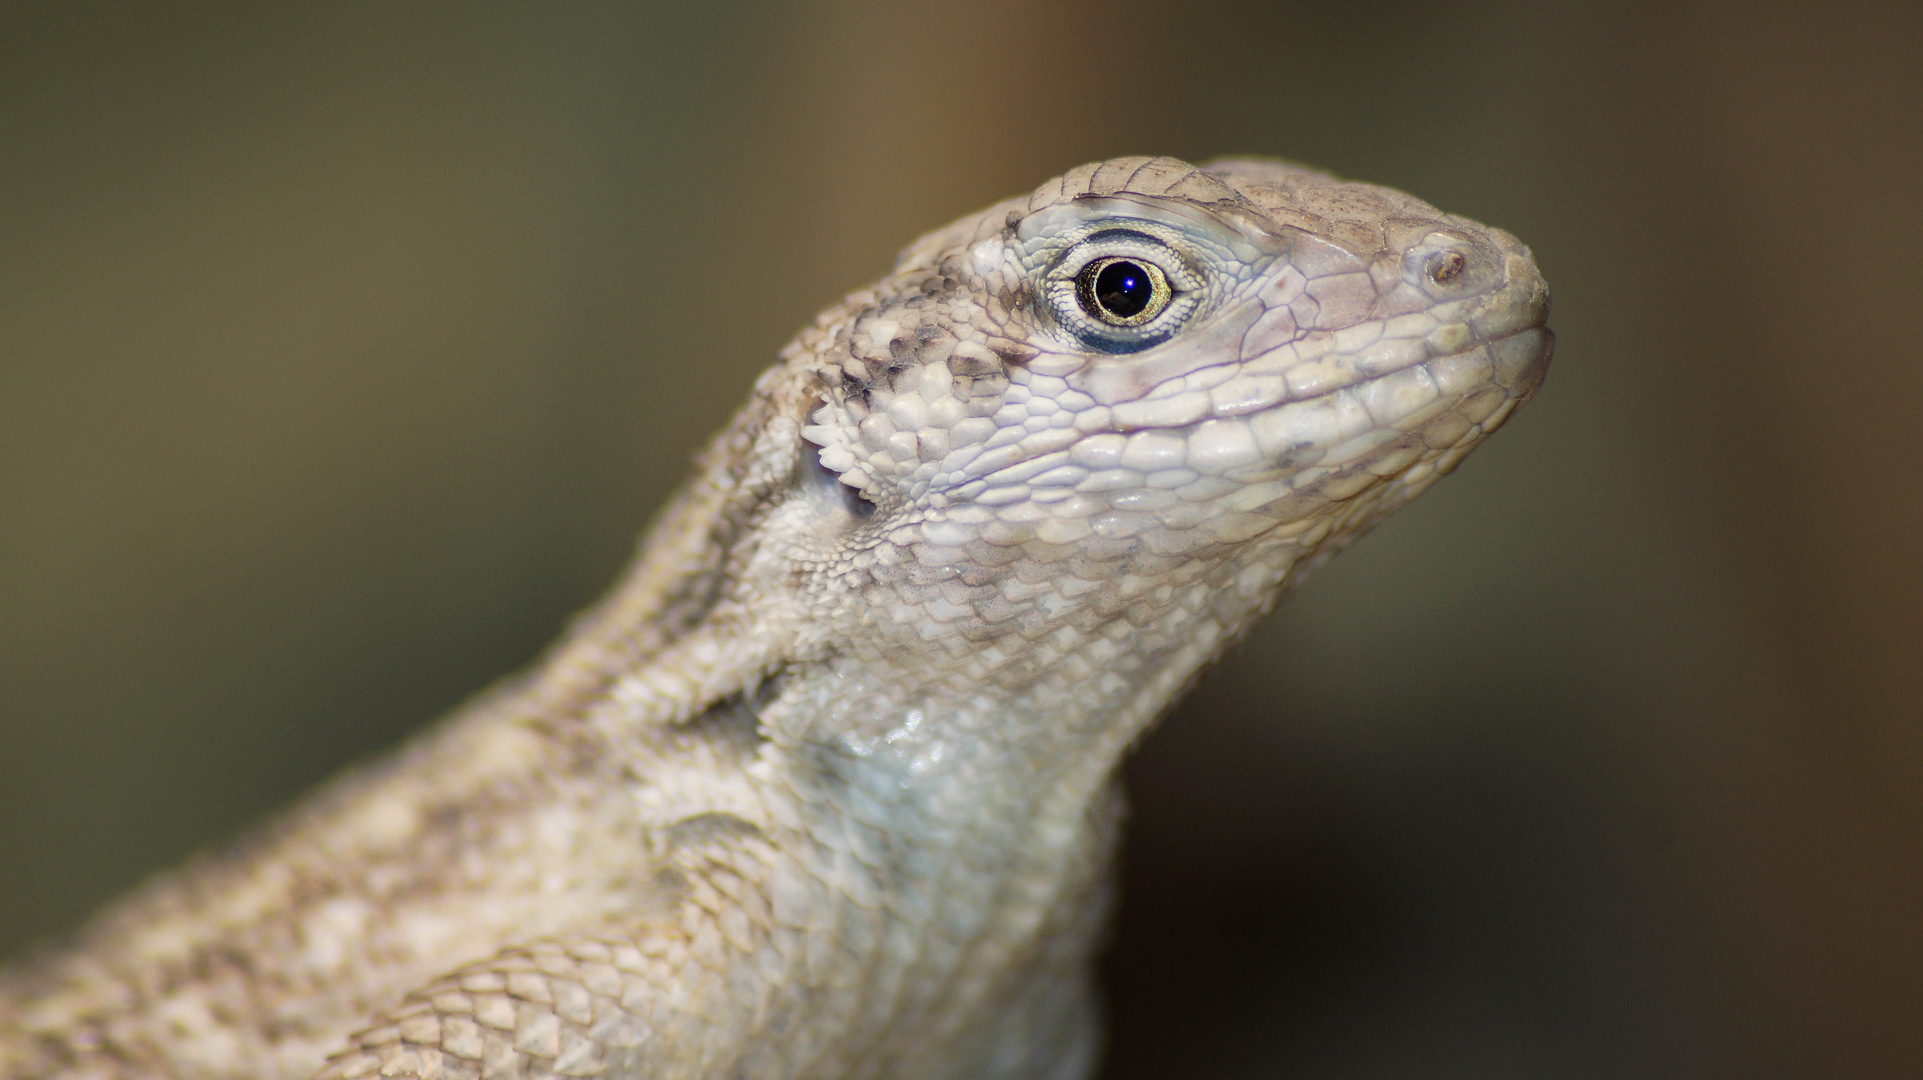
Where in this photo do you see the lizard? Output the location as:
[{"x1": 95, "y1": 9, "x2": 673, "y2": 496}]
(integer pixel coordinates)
[{"x1": 0, "y1": 156, "x2": 1552, "y2": 1080}]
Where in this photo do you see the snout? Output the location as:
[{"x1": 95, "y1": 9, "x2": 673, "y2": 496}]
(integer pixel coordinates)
[{"x1": 1475, "y1": 231, "x2": 1554, "y2": 403}]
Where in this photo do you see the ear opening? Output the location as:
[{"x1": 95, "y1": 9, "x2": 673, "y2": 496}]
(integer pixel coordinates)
[{"x1": 800, "y1": 407, "x2": 876, "y2": 520}]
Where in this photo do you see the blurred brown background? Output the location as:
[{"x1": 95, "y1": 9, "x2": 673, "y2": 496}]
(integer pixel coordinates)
[{"x1": 2, "y1": 1, "x2": 1918, "y2": 1076}]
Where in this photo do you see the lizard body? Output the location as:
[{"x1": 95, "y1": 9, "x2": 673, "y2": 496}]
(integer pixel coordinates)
[{"x1": 0, "y1": 157, "x2": 1552, "y2": 1080}]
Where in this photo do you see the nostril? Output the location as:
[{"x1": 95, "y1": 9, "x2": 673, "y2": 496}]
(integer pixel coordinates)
[
  {"x1": 1427, "y1": 250, "x2": 1465, "y2": 284},
  {"x1": 1405, "y1": 231, "x2": 1480, "y2": 294}
]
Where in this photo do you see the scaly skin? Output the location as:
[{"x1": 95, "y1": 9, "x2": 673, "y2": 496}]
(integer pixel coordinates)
[{"x1": 0, "y1": 157, "x2": 1552, "y2": 1080}]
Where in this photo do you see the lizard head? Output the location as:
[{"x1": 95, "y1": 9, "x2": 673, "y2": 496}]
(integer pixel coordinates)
[{"x1": 759, "y1": 155, "x2": 1549, "y2": 700}]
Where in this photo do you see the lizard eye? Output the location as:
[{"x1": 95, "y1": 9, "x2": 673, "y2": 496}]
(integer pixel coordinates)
[
  {"x1": 1046, "y1": 228, "x2": 1202, "y2": 353},
  {"x1": 1077, "y1": 257, "x2": 1171, "y2": 326}
]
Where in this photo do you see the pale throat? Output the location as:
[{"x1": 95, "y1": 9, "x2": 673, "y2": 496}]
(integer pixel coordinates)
[{"x1": 755, "y1": 534, "x2": 1303, "y2": 875}]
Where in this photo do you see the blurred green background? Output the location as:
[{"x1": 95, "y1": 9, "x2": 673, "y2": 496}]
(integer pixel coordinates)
[{"x1": 2, "y1": 1, "x2": 1918, "y2": 1076}]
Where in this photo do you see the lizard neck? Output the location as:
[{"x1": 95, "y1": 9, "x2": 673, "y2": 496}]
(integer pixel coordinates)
[
  {"x1": 749, "y1": 537, "x2": 1301, "y2": 995},
  {"x1": 760, "y1": 527, "x2": 1314, "y2": 828}
]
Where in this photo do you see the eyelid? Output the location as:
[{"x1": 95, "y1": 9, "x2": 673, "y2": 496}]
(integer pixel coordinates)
[{"x1": 1056, "y1": 229, "x2": 1200, "y2": 292}]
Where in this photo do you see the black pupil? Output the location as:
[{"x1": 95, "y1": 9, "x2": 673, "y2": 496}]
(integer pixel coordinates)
[{"x1": 1093, "y1": 260, "x2": 1153, "y2": 318}]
